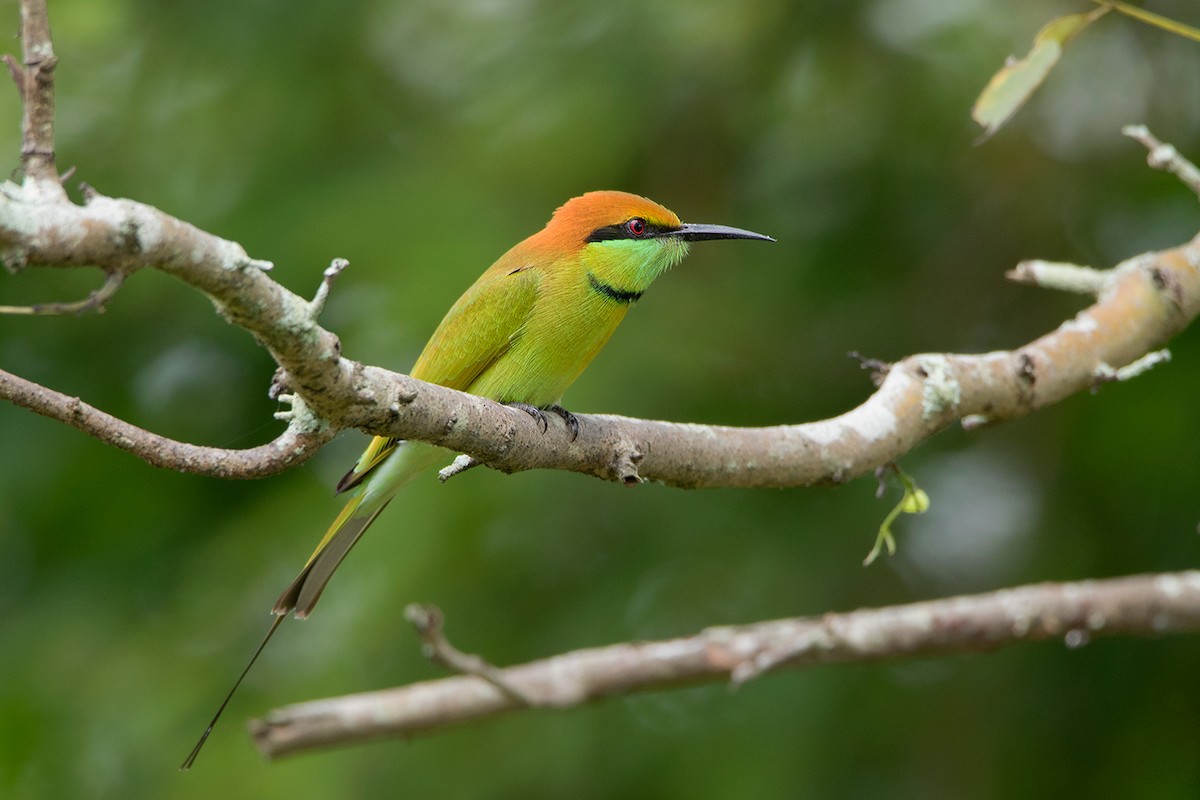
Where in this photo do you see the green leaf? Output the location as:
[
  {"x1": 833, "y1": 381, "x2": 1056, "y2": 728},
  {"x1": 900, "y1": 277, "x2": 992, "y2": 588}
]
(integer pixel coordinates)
[{"x1": 972, "y1": 7, "x2": 1110, "y2": 141}]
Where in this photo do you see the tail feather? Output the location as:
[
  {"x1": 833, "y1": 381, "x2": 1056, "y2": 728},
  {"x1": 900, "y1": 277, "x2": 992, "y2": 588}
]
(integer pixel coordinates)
[
  {"x1": 182, "y1": 440, "x2": 443, "y2": 767},
  {"x1": 180, "y1": 613, "x2": 286, "y2": 770},
  {"x1": 277, "y1": 501, "x2": 392, "y2": 618},
  {"x1": 273, "y1": 439, "x2": 442, "y2": 617},
  {"x1": 271, "y1": 491, "x2": 365, "y2": 615}
]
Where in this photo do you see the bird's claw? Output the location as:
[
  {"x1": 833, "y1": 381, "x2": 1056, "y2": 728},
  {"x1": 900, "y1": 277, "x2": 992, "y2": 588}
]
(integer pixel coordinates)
[
  {"x1": 546, "y1": 404, "x2": 580, "y2": 442},
  {"x1": 506, "y1": 402, "x2": 579, "y2": 441},
  {"x1": 507, "y1": 402, "x2": 549, "y2": 433}
]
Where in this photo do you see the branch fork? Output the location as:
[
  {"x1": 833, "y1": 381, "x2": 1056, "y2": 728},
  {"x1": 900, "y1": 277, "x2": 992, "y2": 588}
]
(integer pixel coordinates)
[{"x1": 404, "y1": 604, "x2": 539, "y2": 706}]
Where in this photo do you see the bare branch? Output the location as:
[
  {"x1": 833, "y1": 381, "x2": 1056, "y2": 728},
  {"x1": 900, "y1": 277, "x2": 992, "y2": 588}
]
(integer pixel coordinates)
[
  {"x1": 0, "y1": 367, "x2": 333, "y2": 478},
  {"x1": 249, "y1": 571, "x2": 1200, "y2": 758},
  {"x1": 8, "y1": 0, "x2": 62, "y2": 190},
  {"x1": 1124, "y1": 124, "x2": 1200, "y2": 198},
  {"x1": 0, "y1": 268, "x2": 124, "y2": 314}
]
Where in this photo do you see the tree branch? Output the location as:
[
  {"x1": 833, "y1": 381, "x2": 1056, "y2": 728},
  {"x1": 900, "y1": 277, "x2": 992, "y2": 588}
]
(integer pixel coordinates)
[
  {"x1": 2, "y1": 167, "x2": 1197, "y2": 487},
  {"x1": 249, "y1": 571, "x2": 1200, "y2": 758},
  {"x1": 0, "y1": 367, "x2": 333, "y2": 478},
  {"x1": 3, "y1": 0, "x2": 61, "y2": 192}
]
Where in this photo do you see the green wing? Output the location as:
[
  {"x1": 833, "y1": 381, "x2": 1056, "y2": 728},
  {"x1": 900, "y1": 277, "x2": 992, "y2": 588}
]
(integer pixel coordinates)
[
  {"x1": 336, "y1": 264, "x2": 540, "y2": 493},
  {"x1": 410, "y1": 265, "x2": 540, "y2": 389}
]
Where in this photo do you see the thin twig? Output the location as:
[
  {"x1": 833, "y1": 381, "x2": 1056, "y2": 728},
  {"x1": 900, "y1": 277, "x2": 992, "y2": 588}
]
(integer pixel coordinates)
[
  {"x1": 0, "y1": 269, "x2": 125, "y2": 315},
  {"x1": 404, "y1": 604, "x2": 538, "y2": 705},
  {"x1": 847, "y1": 351, "x2": 891, "y2": 386},
  {"x1": 437, "y1": 453, "x2": 480, "y2": 482},
  {"x1": 1093, "y1": 348, "x2": 1172, "y2": 385},
  {"x1": 309, "y1": 258, "x2": 347, "y2": 317},
  {"x1": 1124, "y1": 124, "x2": 1200, "y2": 198},
  {"x1": 1006, "y1": 260, "x2": 1109, "y2": 295}
]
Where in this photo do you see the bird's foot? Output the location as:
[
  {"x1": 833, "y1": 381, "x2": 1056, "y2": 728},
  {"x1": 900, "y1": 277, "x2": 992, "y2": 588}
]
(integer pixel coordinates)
[
  {"x1": 506, "y1": 402, "x2": 580, "y2": 441},
  {"x1": 545, "y1": 404, "x2": 580, "y2": 442},
  {"x1": 507, "y1": 402, "x2": 549, "y2": 433}
]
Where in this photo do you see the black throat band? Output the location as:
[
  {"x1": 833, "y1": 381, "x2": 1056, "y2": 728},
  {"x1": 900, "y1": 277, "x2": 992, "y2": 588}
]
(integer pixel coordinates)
[{"x1": 587, "y1": 272, "x2": 642, "y2": 304}]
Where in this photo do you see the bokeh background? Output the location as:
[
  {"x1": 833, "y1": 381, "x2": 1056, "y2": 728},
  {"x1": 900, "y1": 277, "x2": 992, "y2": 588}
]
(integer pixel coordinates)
[{"x1": 1, "y1": 0, "x2": 1198, "y2": 797}]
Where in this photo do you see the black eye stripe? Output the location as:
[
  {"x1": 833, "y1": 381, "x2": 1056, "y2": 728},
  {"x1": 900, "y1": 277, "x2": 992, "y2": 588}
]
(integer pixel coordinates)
[{"x1": 584, "y1": 219, "x2": 676, "y2": 243}]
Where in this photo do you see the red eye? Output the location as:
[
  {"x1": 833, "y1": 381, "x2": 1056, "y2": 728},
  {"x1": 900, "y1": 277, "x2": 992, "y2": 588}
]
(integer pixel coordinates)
[{"x1": 626, "y1": 217, "x2": 647, "y2": 237}]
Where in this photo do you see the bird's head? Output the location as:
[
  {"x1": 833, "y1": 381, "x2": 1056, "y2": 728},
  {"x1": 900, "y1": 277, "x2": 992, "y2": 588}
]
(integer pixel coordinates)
[{"x1": 532, "y1": 190, "x2": 773, "y2": 296}]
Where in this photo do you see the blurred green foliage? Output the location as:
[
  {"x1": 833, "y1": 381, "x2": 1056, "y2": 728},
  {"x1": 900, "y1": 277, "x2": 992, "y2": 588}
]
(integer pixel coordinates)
[{"x1": 1, "y1": 0, "x2": 1199, "y2": 797}]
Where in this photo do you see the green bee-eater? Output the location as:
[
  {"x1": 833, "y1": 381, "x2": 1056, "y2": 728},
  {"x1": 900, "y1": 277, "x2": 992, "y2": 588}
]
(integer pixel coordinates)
[{"x1": 183, "y1": 190, "x2": 773, "y2": 767}]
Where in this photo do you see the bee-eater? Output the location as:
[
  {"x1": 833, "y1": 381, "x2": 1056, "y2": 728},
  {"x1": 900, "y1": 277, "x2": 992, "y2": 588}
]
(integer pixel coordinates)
[{"x1": 182, "y1": 190, "x2": 773, "y2": 767}]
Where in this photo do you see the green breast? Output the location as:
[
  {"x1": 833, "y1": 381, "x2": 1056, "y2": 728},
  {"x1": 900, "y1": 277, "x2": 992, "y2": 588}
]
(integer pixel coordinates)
[{"x1": 465, "y1": 272, "x2": 632, "y2": 406}]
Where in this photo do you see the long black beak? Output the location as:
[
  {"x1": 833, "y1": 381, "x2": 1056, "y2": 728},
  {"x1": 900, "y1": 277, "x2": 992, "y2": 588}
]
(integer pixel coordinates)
[{"x1": 674, "y1": 222, "x2": 775, "y2": 243}]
